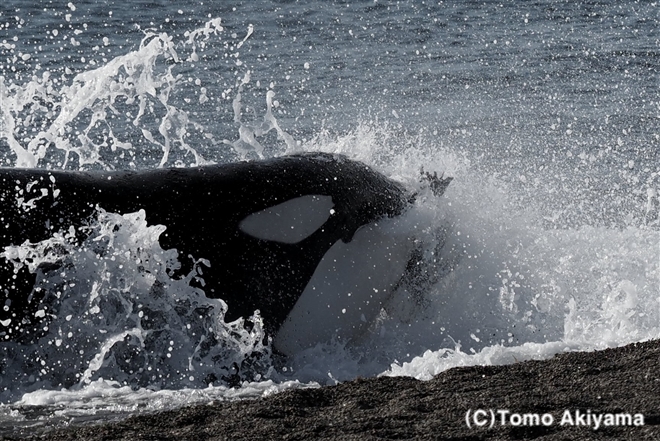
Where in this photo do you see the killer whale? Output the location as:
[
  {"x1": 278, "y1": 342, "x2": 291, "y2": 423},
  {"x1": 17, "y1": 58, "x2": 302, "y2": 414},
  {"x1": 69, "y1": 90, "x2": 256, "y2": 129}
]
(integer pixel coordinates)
[{"x1": 0, "y1": 152, "x2": 431, "y2": 355}]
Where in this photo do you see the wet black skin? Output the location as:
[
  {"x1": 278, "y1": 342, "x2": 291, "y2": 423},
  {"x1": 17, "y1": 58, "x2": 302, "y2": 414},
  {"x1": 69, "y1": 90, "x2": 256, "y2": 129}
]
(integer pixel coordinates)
[{"x1": 0, "y1": 153, "x2": 411, "y2": 342}]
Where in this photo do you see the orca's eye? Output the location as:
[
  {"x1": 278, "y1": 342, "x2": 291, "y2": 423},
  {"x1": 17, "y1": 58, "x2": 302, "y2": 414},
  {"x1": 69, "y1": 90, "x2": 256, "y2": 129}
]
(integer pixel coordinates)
[{"x1": 239, "y1": 195, "x2": 334, "y2": 244}]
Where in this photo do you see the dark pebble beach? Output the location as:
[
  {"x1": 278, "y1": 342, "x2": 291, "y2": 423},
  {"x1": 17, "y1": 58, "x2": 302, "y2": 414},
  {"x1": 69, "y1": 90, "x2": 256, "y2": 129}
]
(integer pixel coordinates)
[{"x1": 4, "y1": 339, "x2": 660, "y2": 440}]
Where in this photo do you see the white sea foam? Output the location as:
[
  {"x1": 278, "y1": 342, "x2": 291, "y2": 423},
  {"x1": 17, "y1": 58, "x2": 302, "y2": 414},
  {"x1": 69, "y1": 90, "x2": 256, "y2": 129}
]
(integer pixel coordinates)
[
  {"x1": 0, "y1": 208, "x2": 271, "y2": 405},
  {"x1": 299, "y1": 125, "x2": 660, "y2": 381},
  {"x1": 0, "y1": 18, "x2": 258, "y2": 169}
]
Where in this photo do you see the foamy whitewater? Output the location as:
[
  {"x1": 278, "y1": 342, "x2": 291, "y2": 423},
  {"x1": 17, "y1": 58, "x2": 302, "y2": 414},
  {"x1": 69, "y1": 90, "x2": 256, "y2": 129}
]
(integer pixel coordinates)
[{"x1": 0, "y1": 0, "x2": 658, "y2": 433}]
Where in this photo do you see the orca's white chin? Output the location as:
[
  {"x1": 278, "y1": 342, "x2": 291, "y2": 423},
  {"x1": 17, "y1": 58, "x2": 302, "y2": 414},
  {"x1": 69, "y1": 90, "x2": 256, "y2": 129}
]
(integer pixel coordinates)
[
  {"x1": 1, "y1": 153, "x2": 435, "y2": 358},
  {"x1": 273, "y1": 215, "x2": 416, "y2": 357}
]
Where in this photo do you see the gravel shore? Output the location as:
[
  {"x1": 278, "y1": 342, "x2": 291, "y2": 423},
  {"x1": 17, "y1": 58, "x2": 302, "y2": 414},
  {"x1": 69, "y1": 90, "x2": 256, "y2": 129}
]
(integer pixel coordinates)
[{"x1": 5, "y1": 340, "x2": 660, "y2": 440}]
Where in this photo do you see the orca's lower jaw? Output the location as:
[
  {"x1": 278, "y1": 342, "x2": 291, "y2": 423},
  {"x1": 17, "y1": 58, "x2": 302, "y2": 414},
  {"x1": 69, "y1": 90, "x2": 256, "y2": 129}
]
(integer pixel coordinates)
[{"x1": 272, "y1": 216, "x2": 418, "y2": 357}]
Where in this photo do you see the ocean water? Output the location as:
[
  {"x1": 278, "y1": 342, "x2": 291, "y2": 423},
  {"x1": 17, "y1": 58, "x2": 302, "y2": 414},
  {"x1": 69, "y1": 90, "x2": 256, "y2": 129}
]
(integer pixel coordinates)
[{"x1": 0, "y1": 0, "x2": 658, "y2": 433}]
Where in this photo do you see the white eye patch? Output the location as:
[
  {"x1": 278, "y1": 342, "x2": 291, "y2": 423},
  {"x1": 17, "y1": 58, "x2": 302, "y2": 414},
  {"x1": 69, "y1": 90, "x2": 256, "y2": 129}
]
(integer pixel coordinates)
[{"x1": 239, "y1": 195, "x2": 334, "y2": 244}]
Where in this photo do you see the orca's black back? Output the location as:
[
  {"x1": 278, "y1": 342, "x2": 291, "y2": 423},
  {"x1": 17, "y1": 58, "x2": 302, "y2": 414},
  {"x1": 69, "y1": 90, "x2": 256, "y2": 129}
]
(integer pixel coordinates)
[{"x1": 0, "y1": 153, "x2": 410, "y2": 339}]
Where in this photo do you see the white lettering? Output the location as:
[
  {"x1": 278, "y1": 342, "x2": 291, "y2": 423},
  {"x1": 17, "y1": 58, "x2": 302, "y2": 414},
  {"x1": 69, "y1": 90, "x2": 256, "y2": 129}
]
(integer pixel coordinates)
[
  {"x1": 497, "y1": 410, "x2": 510, "y2": 425},
  {"x1": 560, "y1": 410, "x2": 574, "y2": 426},
  {"x1": 521, "y1": 413, "x2": 540, "y2": 426},
  {"x1": 541, "y1": 413, "x2": 554, "y2": 426},
  {"x1": 473, "y1": 410, "x2": 488, "y2": 427},
  {"x1": 467, "y1": 409, "x2": 644, "y2": 430},
  {"x1": 615, "y1": 414, "x2": 632, "y2": 426}
]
